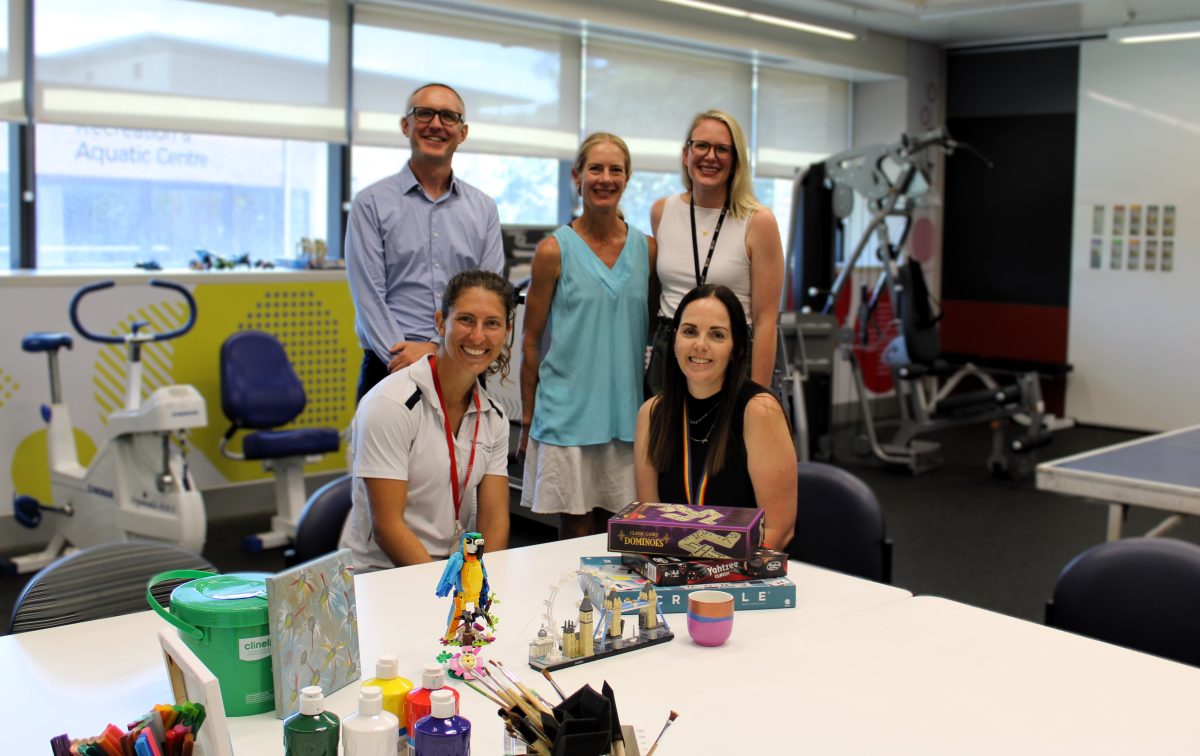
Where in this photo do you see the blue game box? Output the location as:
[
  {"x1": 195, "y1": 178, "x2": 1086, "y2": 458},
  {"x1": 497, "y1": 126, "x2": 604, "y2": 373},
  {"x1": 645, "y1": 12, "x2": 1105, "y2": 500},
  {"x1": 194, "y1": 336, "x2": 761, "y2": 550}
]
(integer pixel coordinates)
[{"x1": 579, "y1": 556, "x2": 795, "y2": 613}]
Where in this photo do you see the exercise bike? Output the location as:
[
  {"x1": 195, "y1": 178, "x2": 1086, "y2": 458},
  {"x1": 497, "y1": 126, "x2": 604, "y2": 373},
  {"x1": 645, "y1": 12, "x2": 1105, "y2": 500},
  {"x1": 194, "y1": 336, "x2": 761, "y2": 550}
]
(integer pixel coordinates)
[{"x1": 5, "y1": 280, "x2": 207, "y2": 575}]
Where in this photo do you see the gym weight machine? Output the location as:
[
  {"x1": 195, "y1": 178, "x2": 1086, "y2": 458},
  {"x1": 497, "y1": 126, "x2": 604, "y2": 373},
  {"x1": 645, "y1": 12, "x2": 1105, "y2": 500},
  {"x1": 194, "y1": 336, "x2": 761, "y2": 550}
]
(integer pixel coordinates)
[{"x1": 795, "y1": 127, "x2": 1067, "y2": 476}]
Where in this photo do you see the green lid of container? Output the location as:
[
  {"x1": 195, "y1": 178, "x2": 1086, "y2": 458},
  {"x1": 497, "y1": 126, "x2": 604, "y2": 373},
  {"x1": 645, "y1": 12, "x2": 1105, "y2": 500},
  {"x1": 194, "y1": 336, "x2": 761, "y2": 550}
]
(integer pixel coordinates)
[{"x1": 170, "y1": 572, "x2": 271, "y2": 629}]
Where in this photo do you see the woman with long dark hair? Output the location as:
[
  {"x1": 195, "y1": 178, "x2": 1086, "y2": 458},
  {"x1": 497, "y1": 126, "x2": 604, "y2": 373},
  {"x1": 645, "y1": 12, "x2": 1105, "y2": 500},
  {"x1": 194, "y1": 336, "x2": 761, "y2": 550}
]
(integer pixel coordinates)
[{"x1": 634, "y1": 284, "x2": 795, "y2": 550}]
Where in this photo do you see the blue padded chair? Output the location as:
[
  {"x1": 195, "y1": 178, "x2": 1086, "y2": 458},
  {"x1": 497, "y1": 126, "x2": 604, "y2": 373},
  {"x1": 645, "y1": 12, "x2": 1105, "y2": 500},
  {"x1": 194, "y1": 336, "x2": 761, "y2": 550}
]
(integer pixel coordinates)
[
  {"x1": 1047, "y1": 537, "x2": 1200, "y2": 667},
  {"x1": 284, "y1": 475, "x2": 353, "y2": 567},
  {"x1": 788, "y1": 462, "x2": 892, "y2": 583},
  {"x1": 220, "y1": 330, "x2": 340, "y2": 552}
]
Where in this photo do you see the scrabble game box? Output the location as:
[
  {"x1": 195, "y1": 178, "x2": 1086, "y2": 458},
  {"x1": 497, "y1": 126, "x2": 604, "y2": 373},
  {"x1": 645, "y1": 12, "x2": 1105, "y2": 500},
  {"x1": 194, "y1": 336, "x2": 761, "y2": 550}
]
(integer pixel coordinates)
[
  {"x1": 579, "y1": 556, "x2": 795, "y2": 613},
  {"x1": 606, "y1": 502, "x2": 765, "y2": 561},
  {"x1": 621, "y1": 548, "x2": 788, "y2": 587}
]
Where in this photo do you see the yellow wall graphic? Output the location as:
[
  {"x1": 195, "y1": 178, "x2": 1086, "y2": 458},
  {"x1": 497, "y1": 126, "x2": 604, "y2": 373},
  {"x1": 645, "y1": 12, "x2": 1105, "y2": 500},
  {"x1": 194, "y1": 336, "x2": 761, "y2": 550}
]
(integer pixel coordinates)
[
  {"x1": 0, "y1": 369, "x2": 17, "y2": 409},
  {"x1": 1, "y1": 277, "x2": 358, "y2": 505},
  {"x1": 11, "y1": 428, "x2": 98, "y2": 505},
  {"x1": 172, "y1": 281, "x2": 358, "y2": 481},
  {"x1": 92, "y1": 302, "x2": 188, "y2": 425}
]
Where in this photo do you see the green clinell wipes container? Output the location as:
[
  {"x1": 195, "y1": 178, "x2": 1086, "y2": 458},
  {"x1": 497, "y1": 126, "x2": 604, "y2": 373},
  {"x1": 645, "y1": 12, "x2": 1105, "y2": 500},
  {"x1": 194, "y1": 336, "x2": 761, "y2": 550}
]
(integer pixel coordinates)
[{"x1": 148, "y1": 569, "x2": 275, "y2": 716}]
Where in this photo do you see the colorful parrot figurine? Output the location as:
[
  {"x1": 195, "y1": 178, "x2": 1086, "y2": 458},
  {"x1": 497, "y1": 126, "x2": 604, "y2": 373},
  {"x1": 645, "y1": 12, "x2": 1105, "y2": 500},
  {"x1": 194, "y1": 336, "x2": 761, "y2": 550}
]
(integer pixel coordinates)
[{"x1": 435, "y1": 532, "x2": 491, "y2": 643}]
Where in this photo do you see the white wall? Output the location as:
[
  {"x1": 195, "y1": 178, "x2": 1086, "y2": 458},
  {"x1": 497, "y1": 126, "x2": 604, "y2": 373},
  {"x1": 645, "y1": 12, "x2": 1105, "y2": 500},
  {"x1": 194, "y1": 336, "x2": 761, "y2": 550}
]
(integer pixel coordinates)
[{"x1": 1067, "y1": 38, "x2": 1200, "y2": 431}]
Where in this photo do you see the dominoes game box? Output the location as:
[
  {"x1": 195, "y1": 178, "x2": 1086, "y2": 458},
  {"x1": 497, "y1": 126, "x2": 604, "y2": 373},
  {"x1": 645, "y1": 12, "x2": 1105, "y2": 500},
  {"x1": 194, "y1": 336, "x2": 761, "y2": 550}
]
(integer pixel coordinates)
[{"x1": 606, "y1": 502, "x2": 765, "y2": 561}]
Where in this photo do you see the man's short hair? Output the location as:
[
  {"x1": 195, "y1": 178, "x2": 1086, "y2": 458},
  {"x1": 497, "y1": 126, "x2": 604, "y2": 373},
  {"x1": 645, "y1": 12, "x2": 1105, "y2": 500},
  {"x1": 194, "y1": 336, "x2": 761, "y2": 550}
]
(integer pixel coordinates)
[{"x1": 406, "y1": 83, "x2": 467, "y2": 119}]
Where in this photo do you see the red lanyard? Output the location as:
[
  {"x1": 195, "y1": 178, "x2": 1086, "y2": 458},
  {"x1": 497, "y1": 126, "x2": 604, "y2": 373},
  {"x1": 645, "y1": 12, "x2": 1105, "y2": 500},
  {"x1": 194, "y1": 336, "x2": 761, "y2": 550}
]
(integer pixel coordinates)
[
  {"x1": 681, "y1": 405, "x2": 709, "y2": 507},
  {"x1": 429, "y1": 356, "x2": 481, "y2": 521}
]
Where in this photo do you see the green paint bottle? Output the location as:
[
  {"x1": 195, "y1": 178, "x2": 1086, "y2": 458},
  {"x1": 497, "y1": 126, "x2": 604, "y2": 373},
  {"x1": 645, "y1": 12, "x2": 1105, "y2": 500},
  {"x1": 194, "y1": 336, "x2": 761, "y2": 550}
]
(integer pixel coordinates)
[{"x1": 284, "y1": 685, "x2": 340, "y2": 756}]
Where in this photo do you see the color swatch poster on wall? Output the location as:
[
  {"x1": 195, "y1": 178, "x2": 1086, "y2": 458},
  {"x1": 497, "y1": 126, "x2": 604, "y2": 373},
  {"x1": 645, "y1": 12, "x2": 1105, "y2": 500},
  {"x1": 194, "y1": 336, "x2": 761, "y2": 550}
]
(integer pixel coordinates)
[{"x1": 1088, "y1": 204, "x2": 1176, "y2": 272}]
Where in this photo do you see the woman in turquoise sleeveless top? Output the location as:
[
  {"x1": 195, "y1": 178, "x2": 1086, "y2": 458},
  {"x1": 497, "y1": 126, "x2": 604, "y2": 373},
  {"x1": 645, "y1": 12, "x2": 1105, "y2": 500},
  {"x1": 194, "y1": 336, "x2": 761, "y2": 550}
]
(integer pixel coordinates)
[{"x1": 519, "y1": 132, "x2": 658, "y2": 539}]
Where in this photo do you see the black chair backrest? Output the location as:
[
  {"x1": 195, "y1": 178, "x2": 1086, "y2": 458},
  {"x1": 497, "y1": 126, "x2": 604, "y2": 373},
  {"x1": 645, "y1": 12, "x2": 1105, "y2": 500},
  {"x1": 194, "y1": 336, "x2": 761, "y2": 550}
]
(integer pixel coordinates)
[
  {"x1": 1049, "y1": 537, "x2": 1200, "y2": 667},
  {"x1": 789, "y1": 462, "x2": 891, "y2": 583},
  {"x1": 9, "y1": 541, "x2": 215, "y2": 634},
  {"x1": 287, "y1": 475, "x2": 354, "y2": 567},
  {"x1": 220, "y1": 330, "x2": 305, "y2": 430},
  {"x1": 897, "y1": 260, "x2": 941, "y2": 366}
]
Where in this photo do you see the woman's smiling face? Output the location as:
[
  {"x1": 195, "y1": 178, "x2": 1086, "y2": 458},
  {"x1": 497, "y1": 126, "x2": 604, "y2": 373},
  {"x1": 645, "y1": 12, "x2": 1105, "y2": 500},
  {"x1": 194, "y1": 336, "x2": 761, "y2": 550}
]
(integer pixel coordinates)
[
  {"x1": 436, "y1": 286, "x2": 509, "y2": 376},
  {"x1": 674, "y1": 295, "x2": 734, "y2": 396}
]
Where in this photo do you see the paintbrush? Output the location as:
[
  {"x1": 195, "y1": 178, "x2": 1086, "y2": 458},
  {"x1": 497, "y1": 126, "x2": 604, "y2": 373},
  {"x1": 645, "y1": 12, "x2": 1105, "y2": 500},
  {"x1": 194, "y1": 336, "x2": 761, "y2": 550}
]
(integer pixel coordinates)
[
  {"x1": 474, "y1": 669, "x2": 519, "y2": 707},
  {"x1": 645, "y1": 710, "x2": 678, "y2": 756},
  {"x1": 461, "y1": 679, "x2": 507, "y2": 708},
  {"x1": 491, "y1": 659, "x2": 554, "y2": 714},
  {"x1": 480, "y1": 668, "x2": 545, "y2": 723},
  {"x1": 539, "y1": 667, "x2": 567, "y2": 701}
]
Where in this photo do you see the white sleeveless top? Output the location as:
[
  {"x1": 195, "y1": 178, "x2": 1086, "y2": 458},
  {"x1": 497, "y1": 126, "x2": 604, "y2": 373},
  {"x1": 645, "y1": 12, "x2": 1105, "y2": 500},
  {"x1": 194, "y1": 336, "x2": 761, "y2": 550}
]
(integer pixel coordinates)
[{"x1": 655, "y1": 193, "x2": 753, "y2": 321}]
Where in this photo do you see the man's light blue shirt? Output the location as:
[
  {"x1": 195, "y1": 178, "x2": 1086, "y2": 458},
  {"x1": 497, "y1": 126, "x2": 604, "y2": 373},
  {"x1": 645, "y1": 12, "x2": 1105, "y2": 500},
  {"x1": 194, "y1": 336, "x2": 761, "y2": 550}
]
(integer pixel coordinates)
[{"x1": 346, "y1": 162, "x2": 505, "y2": 363}]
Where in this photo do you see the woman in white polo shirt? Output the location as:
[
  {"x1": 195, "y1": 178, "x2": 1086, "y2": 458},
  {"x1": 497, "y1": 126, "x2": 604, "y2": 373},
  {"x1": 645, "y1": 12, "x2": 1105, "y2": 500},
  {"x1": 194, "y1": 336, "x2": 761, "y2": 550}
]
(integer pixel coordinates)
[{"x1": 341, "y1": 270, "x2": 514, "y2": 572}]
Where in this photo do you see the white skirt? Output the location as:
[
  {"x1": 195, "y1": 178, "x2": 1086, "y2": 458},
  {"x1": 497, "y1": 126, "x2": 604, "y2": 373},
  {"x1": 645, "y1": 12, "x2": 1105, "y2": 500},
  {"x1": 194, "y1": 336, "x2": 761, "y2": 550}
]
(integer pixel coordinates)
[{"x1": 520, "y1": 439, "x2": 635, "y2": 516}]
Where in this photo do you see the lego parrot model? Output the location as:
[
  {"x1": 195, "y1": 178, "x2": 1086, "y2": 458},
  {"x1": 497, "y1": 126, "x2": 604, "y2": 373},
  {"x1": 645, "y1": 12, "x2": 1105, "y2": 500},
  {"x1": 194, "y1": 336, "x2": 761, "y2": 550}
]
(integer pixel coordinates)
[{"x1": 435, "y1": 531, "x2": 492, "y2": 643}]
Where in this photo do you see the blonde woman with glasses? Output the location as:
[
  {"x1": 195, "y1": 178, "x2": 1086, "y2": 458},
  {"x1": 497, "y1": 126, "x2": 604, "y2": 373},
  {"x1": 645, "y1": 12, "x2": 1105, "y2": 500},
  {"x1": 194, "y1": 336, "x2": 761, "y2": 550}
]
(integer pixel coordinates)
[{"x1": 646, "y1": 110, "x2": 784, "y2": 396}]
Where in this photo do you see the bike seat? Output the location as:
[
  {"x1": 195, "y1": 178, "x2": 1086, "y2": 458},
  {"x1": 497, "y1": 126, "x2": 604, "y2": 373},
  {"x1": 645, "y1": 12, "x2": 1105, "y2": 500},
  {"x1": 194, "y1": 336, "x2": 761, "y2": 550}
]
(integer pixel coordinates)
[{"x1": 22, "y1": 332, "x2": 73, "y2": 353}]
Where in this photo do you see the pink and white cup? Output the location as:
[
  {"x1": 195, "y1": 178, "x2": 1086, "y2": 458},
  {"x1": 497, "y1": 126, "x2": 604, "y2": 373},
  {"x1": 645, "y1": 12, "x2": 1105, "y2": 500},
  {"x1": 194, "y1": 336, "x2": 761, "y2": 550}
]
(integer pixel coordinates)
[{"x1": 687, "y1": 590, "x2": 735, "y2": 647}]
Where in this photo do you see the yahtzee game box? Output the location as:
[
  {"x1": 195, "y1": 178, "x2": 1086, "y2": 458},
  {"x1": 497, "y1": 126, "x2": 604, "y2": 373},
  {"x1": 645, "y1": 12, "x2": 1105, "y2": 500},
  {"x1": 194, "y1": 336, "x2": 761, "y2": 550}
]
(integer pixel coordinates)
[
  {"x1": 621, "y1": 548, "x2": 788, "y2": 587},
  {"x1": 607, "y1": 502, "x2": 765, "y2": 561}
]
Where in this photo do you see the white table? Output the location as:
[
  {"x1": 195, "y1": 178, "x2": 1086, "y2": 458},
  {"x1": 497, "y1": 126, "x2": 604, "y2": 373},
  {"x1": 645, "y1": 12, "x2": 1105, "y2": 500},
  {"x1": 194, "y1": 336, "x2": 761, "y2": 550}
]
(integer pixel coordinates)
[
  {"x1": 774, "y1": 596, "x2": 1200, "y2": 755},
  {"x1": 2, "y1": 534, "x2": 909, "y2": 754},
  {"x1": 1037, "y1": 425, "x2": 1200, "y2": 540}
]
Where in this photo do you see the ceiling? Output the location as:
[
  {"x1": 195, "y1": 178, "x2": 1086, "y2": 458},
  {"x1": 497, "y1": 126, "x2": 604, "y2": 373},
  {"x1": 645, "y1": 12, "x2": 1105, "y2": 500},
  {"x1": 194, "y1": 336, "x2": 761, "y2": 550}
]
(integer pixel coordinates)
[{"x1": 748, "y1": 0, "x2": 1200, "y2": 46}]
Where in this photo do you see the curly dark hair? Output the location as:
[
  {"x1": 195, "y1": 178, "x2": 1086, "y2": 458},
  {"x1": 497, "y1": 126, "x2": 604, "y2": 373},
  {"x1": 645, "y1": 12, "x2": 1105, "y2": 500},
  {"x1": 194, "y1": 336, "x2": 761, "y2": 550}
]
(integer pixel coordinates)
[{"x1": 440, "y1": 270, "x2": 517, "y2": 381}]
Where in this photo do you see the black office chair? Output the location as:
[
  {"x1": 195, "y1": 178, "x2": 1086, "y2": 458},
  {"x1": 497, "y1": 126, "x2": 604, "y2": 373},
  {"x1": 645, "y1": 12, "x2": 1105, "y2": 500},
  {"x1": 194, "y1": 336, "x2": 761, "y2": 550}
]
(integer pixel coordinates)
[
  {"x1": 1046, "y1": 537, "x2": 1200, "y2": 667},
  {"x1": 284, "y1": 474, "x2": 354, "y2": 567},
  {"x1": 9, "y1": 541, "x2": 215, "y2": 634},
  {"x1": 788, "y1": 462, "x2": 893, "y2": 583}
]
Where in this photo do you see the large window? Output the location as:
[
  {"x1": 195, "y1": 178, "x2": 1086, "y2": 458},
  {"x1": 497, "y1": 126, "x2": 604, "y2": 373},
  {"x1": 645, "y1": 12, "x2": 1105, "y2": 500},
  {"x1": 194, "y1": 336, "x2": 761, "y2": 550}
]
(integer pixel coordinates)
[
  {"x1": 350, "y1": 6, "x2": 577, "y2": 229},
  {"x1": 622, "y1": 170, "x2": 679, "y2": 237},
  {"x1": 0, "y1": 125, "x2": 9, "y2": 263},
  {"x1": 36, "y1": 124, "x2": 328, "y2": 268},
  {"x1": 8, "y1": 1, "x2": 856, "y2": 269},
  {"x1": 585, "y1": 40, "x2": 751, "y2": 173},
  {"x1": 756, "y1": 68, "x2": 849, "y2": 178},
  {"x1": 352, "y1": 6, "x2": 578, "y2": 158},
  {"x1": 34, "y1": 0, "x2": 347, "y2": 141},
  {"x1": 350, "y1": 146, "x2": 558, "y2": 226}
]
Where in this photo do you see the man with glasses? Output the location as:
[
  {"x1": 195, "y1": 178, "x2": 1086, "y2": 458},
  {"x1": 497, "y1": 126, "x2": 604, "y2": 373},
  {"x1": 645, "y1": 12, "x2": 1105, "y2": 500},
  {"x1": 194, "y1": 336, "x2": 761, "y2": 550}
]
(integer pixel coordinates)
[{"x1": 346, "y1": 82, "x2": 505, "y2": 401}]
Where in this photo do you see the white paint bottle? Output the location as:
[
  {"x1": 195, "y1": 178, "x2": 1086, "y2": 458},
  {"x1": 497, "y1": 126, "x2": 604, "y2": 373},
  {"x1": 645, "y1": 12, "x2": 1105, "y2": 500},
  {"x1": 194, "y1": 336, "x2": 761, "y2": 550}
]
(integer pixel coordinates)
[{"x1": 343, "y1": 685, "x2": 400, "y2": 756}]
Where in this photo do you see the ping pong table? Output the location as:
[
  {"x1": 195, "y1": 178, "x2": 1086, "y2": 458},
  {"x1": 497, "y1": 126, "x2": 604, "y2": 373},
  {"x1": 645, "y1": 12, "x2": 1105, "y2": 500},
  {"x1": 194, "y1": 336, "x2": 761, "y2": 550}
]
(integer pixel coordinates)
[{"x1": 1036, "y1": 425, "x2": 1200, "y2": 541}]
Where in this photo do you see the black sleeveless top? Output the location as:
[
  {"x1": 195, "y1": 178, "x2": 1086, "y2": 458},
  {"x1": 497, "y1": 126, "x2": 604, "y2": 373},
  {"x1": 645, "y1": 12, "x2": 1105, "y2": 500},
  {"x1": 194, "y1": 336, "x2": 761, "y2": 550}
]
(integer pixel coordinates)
[{"x1": 657, "y1": 382, "x2": 771, "y2": 508}]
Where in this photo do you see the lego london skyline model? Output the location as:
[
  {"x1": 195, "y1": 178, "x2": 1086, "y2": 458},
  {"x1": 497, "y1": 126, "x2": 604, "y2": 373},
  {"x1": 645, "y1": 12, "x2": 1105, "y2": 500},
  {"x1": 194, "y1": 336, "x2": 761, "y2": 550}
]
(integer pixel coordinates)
[{"x1": 528, "y1": 570, "x2": 674, "y2": 672}]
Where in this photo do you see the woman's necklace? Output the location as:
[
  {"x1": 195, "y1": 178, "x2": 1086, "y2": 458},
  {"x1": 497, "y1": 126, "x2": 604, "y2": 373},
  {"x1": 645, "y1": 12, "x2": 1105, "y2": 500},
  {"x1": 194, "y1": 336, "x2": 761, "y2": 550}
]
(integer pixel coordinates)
[
  {"x1": 688, "y1": 422, "x2": 716, "y2": 445},
  {"x1": 687, "y1": 402, "x2": 719, "y2": 426}
]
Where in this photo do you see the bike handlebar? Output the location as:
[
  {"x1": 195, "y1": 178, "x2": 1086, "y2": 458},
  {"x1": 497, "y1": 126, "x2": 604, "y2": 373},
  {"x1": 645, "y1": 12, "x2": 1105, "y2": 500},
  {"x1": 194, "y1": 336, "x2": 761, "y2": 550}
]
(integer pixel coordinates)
[{"x1": 69, "y1": 279, "x2": 199, "y2": 344}]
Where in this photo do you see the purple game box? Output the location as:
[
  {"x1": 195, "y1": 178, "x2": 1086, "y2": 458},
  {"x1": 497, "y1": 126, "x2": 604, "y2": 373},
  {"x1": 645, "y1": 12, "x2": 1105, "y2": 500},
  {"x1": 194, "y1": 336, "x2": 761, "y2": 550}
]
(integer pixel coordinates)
[{"x1": 607, "y1": 502, "x2": 765, "y2": 561}]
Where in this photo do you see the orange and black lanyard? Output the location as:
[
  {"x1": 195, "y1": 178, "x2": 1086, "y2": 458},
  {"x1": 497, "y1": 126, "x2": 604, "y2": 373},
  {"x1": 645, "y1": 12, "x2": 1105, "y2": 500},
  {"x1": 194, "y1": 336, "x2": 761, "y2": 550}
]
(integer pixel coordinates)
[{"x1": 429, "y1": 356, "x2": 481, "y2": 521}]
